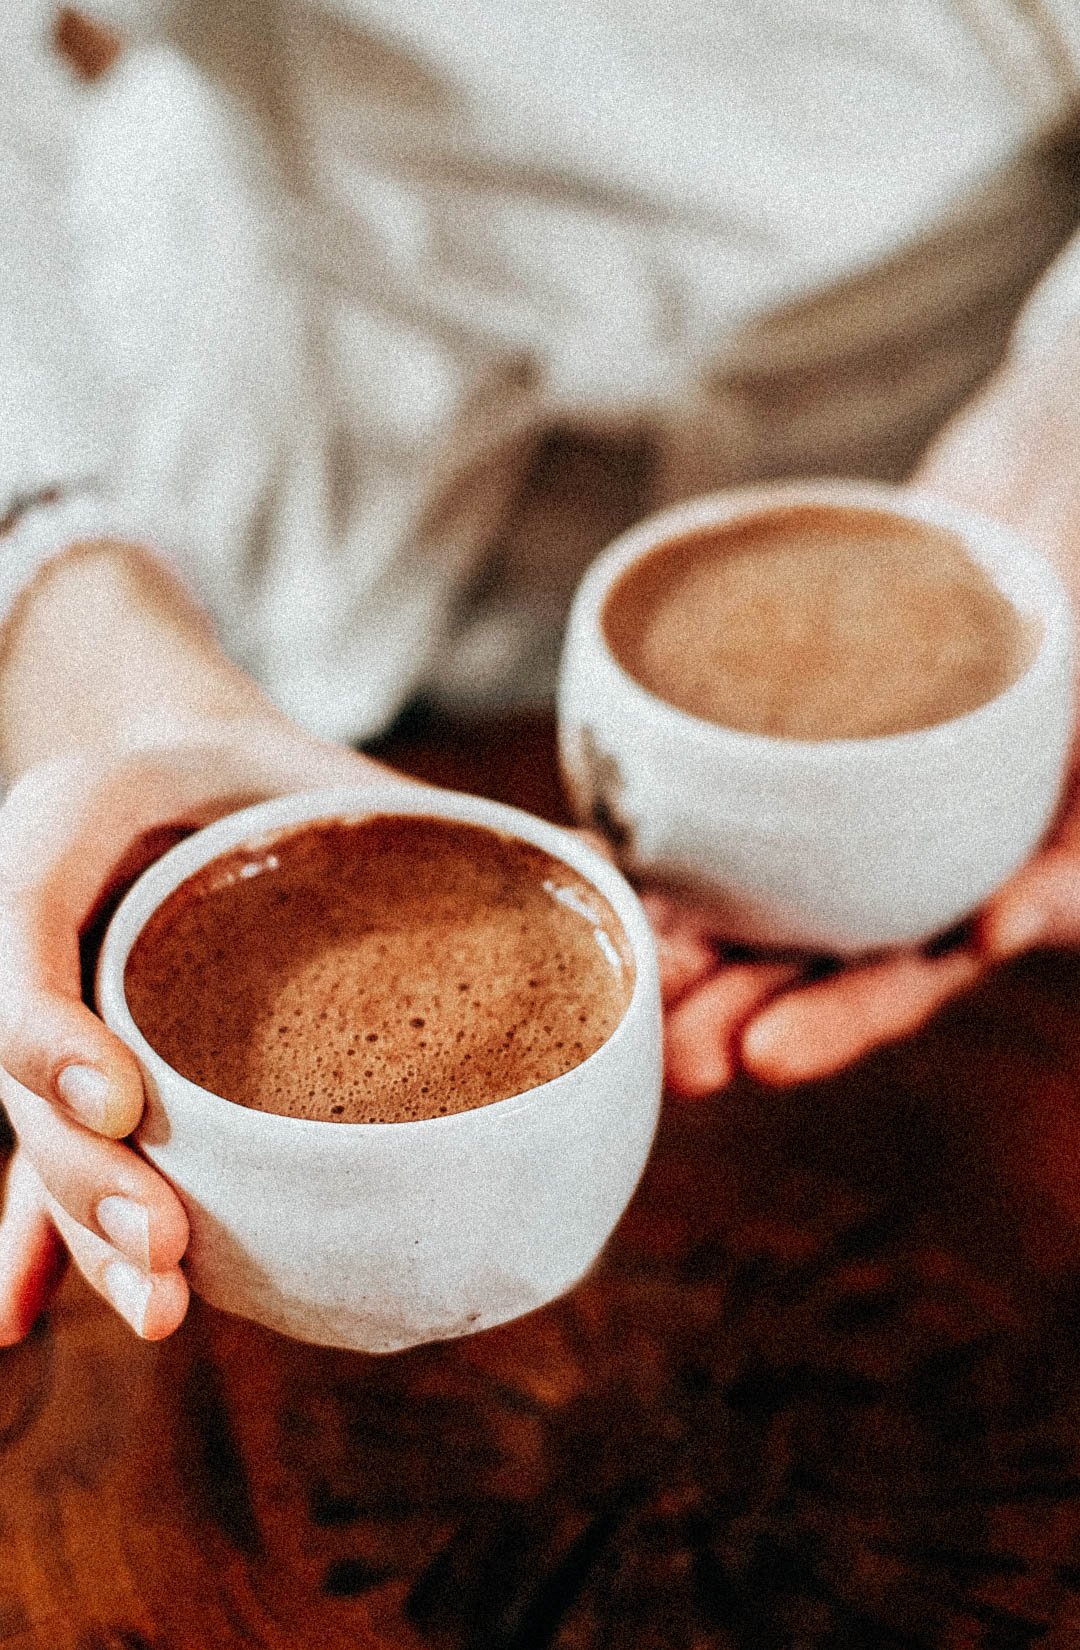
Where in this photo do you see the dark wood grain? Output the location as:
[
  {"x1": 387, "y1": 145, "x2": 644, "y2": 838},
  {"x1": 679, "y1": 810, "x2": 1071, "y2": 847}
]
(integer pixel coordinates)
[{"x1": 4, "y1": 713, "x2": 1080, "y2": 1649}]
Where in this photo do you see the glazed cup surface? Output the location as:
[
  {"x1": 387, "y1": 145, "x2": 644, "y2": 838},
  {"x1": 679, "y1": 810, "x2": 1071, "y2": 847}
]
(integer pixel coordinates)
[
  {"x1": 557, "y1": 479, "x2": 1074, "y2": 953},
  {"x1": 97, "y1": 781, "x2": 662, "y2": 1351}
]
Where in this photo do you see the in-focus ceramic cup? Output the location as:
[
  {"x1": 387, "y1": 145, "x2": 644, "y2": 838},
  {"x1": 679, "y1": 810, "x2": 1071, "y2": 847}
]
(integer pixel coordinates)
[
  {"x1": 558, "y1": 479, "x2": 1074, "y2": 954},
  {"x1": 97, "y1": 781, "x2": 662, "y2": 1352}
]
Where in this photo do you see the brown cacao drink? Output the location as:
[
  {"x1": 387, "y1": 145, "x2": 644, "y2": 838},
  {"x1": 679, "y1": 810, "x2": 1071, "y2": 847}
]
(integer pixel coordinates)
[
  {"x1": 124, "y1": 815, "x2": 633, "y2": 1123},
  {"x1": 601, "y1": 504, "x2": 1031, "y2": 740}
]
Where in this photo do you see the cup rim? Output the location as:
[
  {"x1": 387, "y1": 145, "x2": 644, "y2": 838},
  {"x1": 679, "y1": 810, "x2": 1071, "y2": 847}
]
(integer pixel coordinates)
[
  {"x1": 566, "y1": 476, "x2": 1073, "y2": 762},
  {"x1": 96, "y1": 781, "x2": 659, "y2": 1136}
]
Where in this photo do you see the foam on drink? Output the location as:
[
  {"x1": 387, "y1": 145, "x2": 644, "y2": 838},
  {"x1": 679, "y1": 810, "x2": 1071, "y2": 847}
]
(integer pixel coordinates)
[{"x1": 124, "y1": 815, "x2": 633, "y2": 1122}]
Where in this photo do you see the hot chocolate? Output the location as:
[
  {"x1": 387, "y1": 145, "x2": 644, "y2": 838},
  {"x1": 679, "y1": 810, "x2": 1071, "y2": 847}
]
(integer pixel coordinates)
[
  {"x1": 601, "y1": 504, "x2": 1032, "y2": 739},
  {"x1": 123, "y1": 814, "x2": 633, "y2": 1123}
]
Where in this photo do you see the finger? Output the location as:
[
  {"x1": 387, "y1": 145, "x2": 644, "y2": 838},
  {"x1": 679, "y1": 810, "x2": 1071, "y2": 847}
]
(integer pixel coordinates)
[
  {"x1": 46, "y1": 1187, "x2": 189, "y2": 1341},
  {"x1": 665, "y1": 963, "x2": 802, "y2": 1098},
  {"x1": 638, "y1": 893, "x2": 721, "y2": 1005},
  {"x1": 0, "y1": 761, "x2": 152, "y2": 1133},
  {"x1": 980, "y1": 846, "x2": 1080, "y2": 960},
  {"x1": 0, "y1": 893, "x2": 146, "y2": 1136},
  {"x1": 656, "y1": 926, "x2": 719, "y2": 1006},
  {"x1": 1, "y1": 1069, "x2": 188, "y2": 1272},
  {"x1": 0, "y1": 769, "x2": 162, "y2": 1136},
  {"x1": 0, "y1": 1150, "x2": 64, "y2": 1345},
  {"x1": 0, "y1": 759, "x2": 191, "y2": 1133},
  {"x1": 742, "y1": 948, "x2": 983, "y2": 1085},
  {"x1": 639, "y1": 892, "x2": 681, "y2": 935}
]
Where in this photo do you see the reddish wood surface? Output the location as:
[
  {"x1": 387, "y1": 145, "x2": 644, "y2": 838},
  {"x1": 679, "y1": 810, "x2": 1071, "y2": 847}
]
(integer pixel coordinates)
[{"x1": 4, "y1": 714, "x2": 1080, "y2": 1649}]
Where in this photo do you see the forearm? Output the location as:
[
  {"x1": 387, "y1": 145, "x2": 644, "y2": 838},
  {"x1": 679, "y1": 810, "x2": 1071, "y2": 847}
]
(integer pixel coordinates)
[{"x1": 0, "y1": 539, "x2": 280, "y2": 781}]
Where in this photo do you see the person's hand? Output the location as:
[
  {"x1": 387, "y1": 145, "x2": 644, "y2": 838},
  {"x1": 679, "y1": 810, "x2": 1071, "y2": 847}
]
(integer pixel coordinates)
[
  {"x1": 655, "y1": 893, "x2": 986, "y2": 1096},
  {"x1": 0, "y1": 716, "x2": 387, "y2": 1343},
  {"x1": 659, "y1": 338, "x2": 1080, "y2": 1097}
]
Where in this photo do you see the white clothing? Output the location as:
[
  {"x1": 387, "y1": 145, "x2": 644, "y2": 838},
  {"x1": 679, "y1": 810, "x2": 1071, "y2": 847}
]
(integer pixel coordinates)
[{"x1": 3, "y1": 0, "x2": 1080, "y2": 737}]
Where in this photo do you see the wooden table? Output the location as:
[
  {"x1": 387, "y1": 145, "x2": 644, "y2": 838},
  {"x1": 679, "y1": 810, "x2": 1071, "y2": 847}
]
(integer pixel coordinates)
[{"x1": 5, "y1": 713, "x2": 1080, "y2": 1649}]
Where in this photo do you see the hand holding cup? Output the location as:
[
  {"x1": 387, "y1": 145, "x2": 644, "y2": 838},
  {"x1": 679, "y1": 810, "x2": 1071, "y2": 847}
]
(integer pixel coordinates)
[
  {"x1": 97, "y1": 782, "x2": 662, "y2": 1350},
  {"x1": 558, "y1": 479, "x2": 1074, "y2": 1089}
]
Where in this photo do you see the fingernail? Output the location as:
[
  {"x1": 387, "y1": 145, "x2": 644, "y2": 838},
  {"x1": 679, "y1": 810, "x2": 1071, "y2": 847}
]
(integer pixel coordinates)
[
  {"x1": 97, "y1": 1196, "x2": 151, "y2": 1270},
  {"x1": 103, "y1": 1258, "x2": 151, "y2": 1335},
  {"x1": 991, "y1": 905, "x2": 1045, "y2": 958},
  {"x1": 56, "y1": 1064, "x2": 111, "y2": 1128}
]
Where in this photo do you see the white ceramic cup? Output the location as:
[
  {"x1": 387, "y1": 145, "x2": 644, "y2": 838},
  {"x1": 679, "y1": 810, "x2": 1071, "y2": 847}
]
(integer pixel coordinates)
[
  {"x1": 96, "y1": 781, "x2": 662, "y2": 1352},
  {"x1": 557, "y1": 479, "x2": 1075, "y2": 954}
]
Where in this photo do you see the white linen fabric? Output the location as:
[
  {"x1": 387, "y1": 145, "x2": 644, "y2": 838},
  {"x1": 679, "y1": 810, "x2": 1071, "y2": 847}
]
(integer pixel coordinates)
[{"x1": 2, "y1": 0, "x2": 1080, "y2": 738}]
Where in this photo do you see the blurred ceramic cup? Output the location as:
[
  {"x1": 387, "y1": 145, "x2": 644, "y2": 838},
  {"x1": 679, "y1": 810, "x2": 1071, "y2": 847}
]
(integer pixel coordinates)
[
  {"x1": 97, "y1": 782, "x2": 662, "y2": 1351},
  {"x1": 558, "y1": 479, "x2": 1074, "y2": 954}
]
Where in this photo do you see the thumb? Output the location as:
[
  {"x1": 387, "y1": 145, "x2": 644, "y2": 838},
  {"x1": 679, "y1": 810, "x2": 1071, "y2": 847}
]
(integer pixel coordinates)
[{"x1": 0, "y1": 888, "x2": 147, "y2": 1137}]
